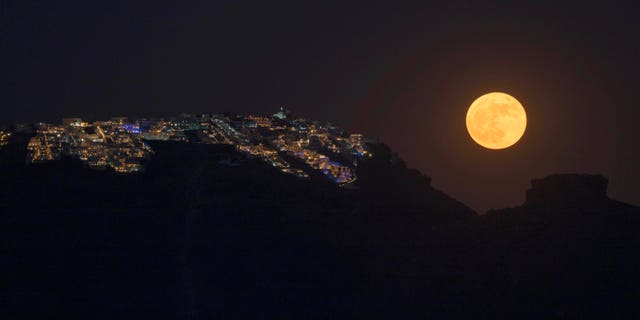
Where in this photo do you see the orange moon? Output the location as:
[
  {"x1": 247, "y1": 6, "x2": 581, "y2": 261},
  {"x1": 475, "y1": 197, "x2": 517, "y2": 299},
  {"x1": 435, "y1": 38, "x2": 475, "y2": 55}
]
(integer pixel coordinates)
[{"x1": 466, "y1": 92, "x2": 527, "y2": 149}]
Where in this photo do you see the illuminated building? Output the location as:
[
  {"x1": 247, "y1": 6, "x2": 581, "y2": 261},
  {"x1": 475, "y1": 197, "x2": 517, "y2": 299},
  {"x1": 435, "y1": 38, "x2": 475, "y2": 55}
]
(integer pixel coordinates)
[
  {"x1": 111, "y1": 117, "x2": 128, "y2": 124},
  {"x1": 62, "y1": 118, "x2": 83, "y2": 127},
  {"x1": 273, "y1": 107, "x2": 291, "y2": 120},
  {"x1": 0, "y1": 131, "x2": 10, "y2": 148}
]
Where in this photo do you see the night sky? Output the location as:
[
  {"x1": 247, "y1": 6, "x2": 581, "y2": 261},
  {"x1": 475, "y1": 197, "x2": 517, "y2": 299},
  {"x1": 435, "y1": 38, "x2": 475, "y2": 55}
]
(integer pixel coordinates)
[{"x1": 2, "y1": 1, "x2": 639, "y2": 212}]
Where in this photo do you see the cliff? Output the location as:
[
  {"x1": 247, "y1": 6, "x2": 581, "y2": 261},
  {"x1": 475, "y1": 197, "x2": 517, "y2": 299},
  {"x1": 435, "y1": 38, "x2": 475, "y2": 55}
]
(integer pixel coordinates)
[
  {"x1": 3, "y1": 136, "x2": 640, "y2": 319},
  {"x1": 525, "y1": 173, "x2": 610, "y2": 210}
]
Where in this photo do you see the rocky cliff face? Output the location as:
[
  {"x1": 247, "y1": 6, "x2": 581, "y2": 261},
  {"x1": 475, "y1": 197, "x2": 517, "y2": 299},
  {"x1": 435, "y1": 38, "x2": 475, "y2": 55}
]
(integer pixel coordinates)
[
  {"x1": 487, "y1": 173, "x2": 635, "y2": 217},
  {"x1": 524, "y1": 174, "x2": 610, "y2": 211},
  {"x1": 4, "y1": 136, "x2": 640, "y2": 318}
]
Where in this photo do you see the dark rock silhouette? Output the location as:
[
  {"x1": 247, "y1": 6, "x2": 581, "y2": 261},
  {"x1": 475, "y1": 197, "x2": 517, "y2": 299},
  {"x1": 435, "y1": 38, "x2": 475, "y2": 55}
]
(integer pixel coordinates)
[
  {"x1": 488, "y1": 173, "x2": 637, "y2": 217},
  {"x1": 525, "y1": 173, "x2": 610, "y2": 210},
  {"x1": 481, "y1": 174, "x2": 640, "y2": 319},
  {"x1": 2, "y1": 137, "x2": 640, "y2": 319}
]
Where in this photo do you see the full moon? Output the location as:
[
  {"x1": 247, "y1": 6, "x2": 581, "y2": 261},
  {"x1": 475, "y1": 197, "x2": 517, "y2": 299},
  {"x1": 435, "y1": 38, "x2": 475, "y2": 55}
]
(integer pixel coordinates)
[{"x1": 466, "y1": 92, "x2": 527, "y2": 149}]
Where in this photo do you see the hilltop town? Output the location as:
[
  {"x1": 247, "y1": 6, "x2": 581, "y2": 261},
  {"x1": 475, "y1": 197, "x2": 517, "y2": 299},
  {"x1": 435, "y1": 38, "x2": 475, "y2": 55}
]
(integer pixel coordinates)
[{"x1": 14, "y1": 108, "x2": 372, "y2": 185}]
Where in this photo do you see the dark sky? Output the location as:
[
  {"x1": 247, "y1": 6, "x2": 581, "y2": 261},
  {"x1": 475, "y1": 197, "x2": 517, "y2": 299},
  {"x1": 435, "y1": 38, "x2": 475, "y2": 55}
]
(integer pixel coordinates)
[{"x1": 2, "y1": 1, "x2": 639, "y2": 212}]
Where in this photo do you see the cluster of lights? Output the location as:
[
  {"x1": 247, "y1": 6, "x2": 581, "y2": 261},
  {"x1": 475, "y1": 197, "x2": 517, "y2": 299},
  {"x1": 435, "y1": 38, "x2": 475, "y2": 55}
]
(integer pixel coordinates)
[
  {"x1": 27, "y1": 120, "x2": 153, "y2": 173},
  {"x1": 21, "y1": 110, "x2": 373, "y2": 185},
  {"x1": 0, "y1": 131, "x2": 11, "y2": 148}
]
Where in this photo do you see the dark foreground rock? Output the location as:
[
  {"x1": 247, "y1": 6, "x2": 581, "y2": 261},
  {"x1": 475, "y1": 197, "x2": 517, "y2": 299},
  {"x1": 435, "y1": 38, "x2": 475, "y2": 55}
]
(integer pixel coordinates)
[{"x1": 2, "y1": 139, "x2": 639, "y2": 319}]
